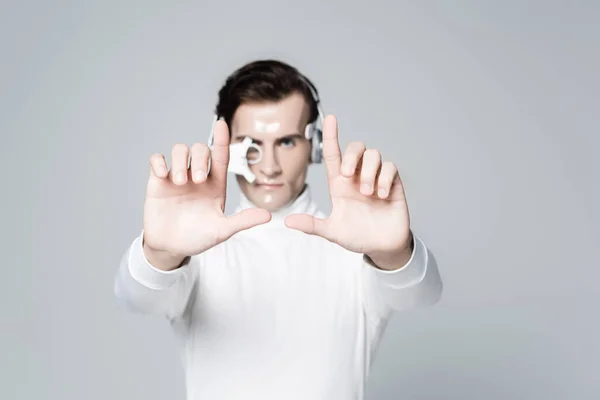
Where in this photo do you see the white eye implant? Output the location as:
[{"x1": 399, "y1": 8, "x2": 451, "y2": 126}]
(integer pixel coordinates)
[{"x1": 227, "y1": 137, "x2": 262, "y2": 183}]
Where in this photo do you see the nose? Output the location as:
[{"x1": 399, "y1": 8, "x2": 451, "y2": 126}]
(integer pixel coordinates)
[{"x1": 257, "y1": 145, "x2": 282, "y2": 177}]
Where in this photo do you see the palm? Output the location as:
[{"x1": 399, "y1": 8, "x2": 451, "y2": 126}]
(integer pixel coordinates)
[
  {"x1": 285, "y1": 115, "x2": 411, "y2": 255},
  {"x1": 142, "y1": 120, "x2": 271, "y2": 258},
  {"x1": 143, "y1": 174, "x2": 228, "y2": 256},
  {"x1": 326, "y1": 178, "x2": 410, "y2": 254}
]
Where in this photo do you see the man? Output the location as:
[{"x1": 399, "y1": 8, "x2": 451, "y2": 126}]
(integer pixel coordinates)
[{"x1": 114, "y1": 59, "x2": 443, "y2": 399}]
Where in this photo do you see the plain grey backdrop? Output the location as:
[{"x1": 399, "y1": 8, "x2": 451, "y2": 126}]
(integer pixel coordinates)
[{"x1": 2, "y1": 1, "x2": 598, "y2": 399}]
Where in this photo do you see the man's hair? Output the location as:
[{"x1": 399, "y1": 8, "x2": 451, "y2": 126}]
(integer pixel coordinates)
[{"x1": 214, "y1": 59, "x2": 320, "y2": 130}]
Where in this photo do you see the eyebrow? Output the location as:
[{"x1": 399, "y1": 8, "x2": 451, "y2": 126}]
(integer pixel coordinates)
[{"x1": 232, "y1": 133, "x2": 304, "y2": 145}]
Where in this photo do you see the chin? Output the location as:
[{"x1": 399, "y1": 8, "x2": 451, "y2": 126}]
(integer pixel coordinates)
[
  {"x1": 253, "y1": 199, "x2": 289, "y2": 212},
  {"x1": 246, "y1": 187, "x2": 294, "y2": 211}
]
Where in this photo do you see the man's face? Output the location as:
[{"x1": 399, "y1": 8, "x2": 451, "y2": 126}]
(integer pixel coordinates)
[{"x1": 230, "y1": 91, "x2": 312, "y2": 211}]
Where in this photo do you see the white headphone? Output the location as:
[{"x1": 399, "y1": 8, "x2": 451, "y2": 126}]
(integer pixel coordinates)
[{"x1": 301, "y1": 75, "x2": 326, "y2": 164}]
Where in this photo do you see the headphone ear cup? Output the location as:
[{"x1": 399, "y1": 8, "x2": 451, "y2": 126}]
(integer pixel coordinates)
[{"x1": 311, "y1": 128, "x2": 323, "y2": 163}]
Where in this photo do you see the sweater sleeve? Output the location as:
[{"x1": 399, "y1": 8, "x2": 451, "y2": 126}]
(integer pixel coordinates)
[
  {"x1": 361, "y1": 233, "x2": 443, "y2": 318},
  {"x1": 113, "y1": 231, "x2": 198, "y2": 321}
]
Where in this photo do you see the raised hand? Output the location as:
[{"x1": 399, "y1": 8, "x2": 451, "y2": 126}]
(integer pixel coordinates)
[
  {"x1": 142, "y1": 120, "x2": 271, "y2": 270},
  {"x1": 284, "y1": 115, "x2": 413, "y2": 269}
]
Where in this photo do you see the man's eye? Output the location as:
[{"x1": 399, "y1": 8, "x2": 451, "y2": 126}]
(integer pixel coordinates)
[{"x1": 280, "y1": 138, "x2": 295, "y2": 147}]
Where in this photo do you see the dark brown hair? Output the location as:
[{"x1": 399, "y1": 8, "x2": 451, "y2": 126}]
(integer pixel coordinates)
[{"x1": 214, "y1": 59, "x2": 320, "y2": 130}]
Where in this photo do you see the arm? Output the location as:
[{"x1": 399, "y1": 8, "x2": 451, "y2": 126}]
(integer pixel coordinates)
[
  {"x1": 361, "y1": 232, "x2": 442, "y2": 318},
  {"x1": 113, "y1": 231, "x2": 198, "y2": 321}
]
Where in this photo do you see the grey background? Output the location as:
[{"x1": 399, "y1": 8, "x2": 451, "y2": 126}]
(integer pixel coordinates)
[{"x1": 2, "y1": 1, "x2": 598, "y2": 399}]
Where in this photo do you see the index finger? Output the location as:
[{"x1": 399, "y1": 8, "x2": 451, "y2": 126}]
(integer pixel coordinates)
[
  {"x1": 208, "y1": 120, "x2": 231, "y2": 186},
  {"x1": 321, "y1": 114, "x2": 341, "y2": 179}
]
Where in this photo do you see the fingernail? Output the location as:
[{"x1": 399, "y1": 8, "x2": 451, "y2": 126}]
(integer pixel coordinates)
[
  {"x1": 361, "y1": 183, "x2": 371, "y2": 194},
  {"x1": 378, "y1": 188, "x2": 387, "y2": 198},
  {"x1": 176, "y1": 172, "x2": 185, "y2": 182}
]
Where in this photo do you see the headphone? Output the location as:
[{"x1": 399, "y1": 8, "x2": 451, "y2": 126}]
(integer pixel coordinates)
[
  {"x1": 207, "y1": 72, "x2": 325, "y2": 164},
  {"x1": 301, "y1": 75, "x2": 325, "y2": 164}
]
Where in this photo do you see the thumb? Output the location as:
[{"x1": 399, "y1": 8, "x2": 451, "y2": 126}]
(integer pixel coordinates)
[
  {"x1": 284, "y1": 214, "x2": 331, "y2": 239},
  {"x1": 221, "y1": 208, "x2": 272, "y2": 238}
]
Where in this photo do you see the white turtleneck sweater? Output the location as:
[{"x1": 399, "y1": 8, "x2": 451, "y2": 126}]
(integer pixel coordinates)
[{"x1": 114, "y1": 186, "x2": 442, "y2": 400}]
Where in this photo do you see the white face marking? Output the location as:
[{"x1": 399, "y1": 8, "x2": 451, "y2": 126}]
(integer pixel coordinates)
[{"x1": 254, "y1": 120, "x2": 281, "y2": 134}]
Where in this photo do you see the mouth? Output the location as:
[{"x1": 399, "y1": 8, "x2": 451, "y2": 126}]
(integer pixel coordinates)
[{"x1": 255, "y1": 182, "x2": 284, "y2": 190}]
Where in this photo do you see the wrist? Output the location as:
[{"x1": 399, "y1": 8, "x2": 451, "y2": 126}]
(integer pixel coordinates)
[
  {"x1": 366, "y1": 235, "x2": 414, "y2": 271},
  {"x1": 142, "y1": 243, "x2": 187, "y2": 271}
]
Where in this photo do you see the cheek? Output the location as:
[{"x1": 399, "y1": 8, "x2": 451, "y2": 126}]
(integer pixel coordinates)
[{"x1": 280, "y1": 148, "x2": 310, "y2": 182}]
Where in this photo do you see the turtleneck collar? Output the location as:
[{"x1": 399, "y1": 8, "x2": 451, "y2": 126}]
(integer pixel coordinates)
[{"x1": 234, "y1": 184, "x2": 319, "y2": 222}]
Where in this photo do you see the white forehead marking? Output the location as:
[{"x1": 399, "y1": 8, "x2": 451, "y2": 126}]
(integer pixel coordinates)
[{"x1": 254, "y1": 120, "x2": 281, "y2": 134}]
